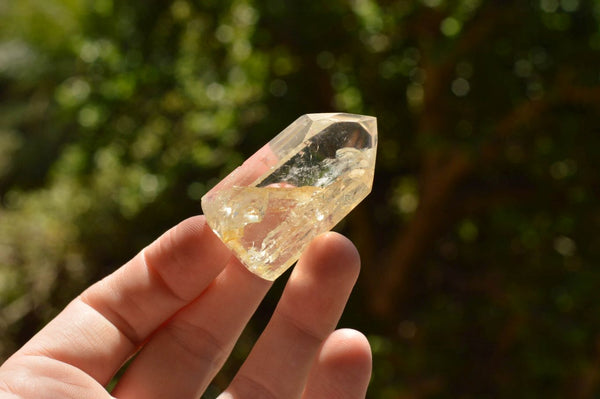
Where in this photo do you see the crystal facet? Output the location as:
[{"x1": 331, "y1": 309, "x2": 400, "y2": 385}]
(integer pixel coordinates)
[{"x1": 201, "y1": 113, "x2": 377, "y2": 280}]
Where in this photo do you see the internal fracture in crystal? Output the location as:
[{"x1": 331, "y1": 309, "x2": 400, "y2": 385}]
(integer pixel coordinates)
[{"x1": 201, "y1": 113, "x2": 377, "y2": 280}]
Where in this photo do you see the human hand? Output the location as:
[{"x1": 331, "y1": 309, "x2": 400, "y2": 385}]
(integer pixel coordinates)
[{"x1": 0, "y1": 216, "x2": 371, "y2": 398}]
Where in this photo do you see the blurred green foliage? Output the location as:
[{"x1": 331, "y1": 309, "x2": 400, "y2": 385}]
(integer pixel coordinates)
[{"x1": 2, "y1": 0, "x2": 600, "y2": 397}]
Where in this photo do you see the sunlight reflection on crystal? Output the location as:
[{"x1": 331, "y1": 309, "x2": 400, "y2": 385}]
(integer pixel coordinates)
[{"x1": 202, "y1": 113, "x2": 377, "y2": 280}]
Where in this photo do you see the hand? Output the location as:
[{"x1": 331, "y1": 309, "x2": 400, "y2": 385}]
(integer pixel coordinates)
[{"x1": 0, "y1": 216, "x2": 371, "y2": 398}]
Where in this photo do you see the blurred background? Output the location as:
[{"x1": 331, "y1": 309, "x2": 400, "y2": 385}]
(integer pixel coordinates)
[{"x1": 1, "y1": 0, "x2": 600, "y2": 397}]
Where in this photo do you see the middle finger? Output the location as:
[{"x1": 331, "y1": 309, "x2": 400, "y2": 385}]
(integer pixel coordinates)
[{"x1": 222, "y1": 232, "x2": 361, "y2": 399}]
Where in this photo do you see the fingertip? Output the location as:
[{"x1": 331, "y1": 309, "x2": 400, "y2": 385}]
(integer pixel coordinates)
[
  {"x1": 144, "y1": 216, "x2": 232, "y2": 300},
  {"x1": 299, "y1": 232, "x2": 361, "y2": 280},
  {"x1": 170, "y1": 215, "x2": 230, "y2": 262},
  {"x1": 302, "y1": 329, "x2": 372, "y2": 399},
  {"x1": 319, "y1": 329, "x2": 372, "y2": 378}
]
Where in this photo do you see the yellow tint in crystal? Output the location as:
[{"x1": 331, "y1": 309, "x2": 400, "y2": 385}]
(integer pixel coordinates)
[{"x1": 201, "y1": 113, "x2": 377, "y2": 280}]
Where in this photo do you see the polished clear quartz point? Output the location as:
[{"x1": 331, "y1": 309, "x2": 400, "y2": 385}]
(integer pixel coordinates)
[{"x1": 201, "y1": 113, "x2": 377, "y2": 280}]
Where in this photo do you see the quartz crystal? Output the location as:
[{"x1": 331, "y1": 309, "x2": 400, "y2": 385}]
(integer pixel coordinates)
[{"x1": 201, "y1": 113, "x2": 377, "y2": 280}]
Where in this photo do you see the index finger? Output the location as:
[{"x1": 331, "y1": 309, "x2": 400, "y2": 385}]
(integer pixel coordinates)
[
  {"x1": 202, "y1": 142, "x2": 279, "y2": 200},
  {"x1": 3, "y1": 216, "x2": 232, "y2": 385}
]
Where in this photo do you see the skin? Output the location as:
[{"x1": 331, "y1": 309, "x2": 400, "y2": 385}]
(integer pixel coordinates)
[{"x1": 0, "y1": 216, "x2": 372, "y2": 398}]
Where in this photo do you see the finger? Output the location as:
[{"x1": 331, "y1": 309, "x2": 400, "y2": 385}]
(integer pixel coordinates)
[
  {"x1": 221, "y1": 232, "x2": 361, "y2": 399},
  {"x1": 111, "y1": 256, "x2": 272, "y2": 398},
  {"x1": 0, "y1": 356, "x2": 111, "y2": 399},
  {"x1": 6, "y1": 216, "x2": 231, "y2": 385},
  {"x1": 301, "y1": 329, "x2": 372, "y2": 399},
  {"x1": 204, "y1": 143, "x2": 278, "y2": 198}
]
